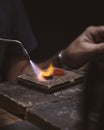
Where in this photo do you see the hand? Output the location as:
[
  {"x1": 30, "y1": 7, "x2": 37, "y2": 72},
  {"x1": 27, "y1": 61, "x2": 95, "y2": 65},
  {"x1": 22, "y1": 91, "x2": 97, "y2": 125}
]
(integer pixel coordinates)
[
  {"x1": 61, "y1": 26, "x2": 104, "y2": 68},
  {"x1": 5, "y1": 56, "x2": 52, "y2": 81}
]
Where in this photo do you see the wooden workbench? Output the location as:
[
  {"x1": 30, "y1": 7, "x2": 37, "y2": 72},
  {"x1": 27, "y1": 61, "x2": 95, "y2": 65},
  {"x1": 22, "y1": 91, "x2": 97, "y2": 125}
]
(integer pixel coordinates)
[{"x1": 0, "y1": 70, "x2": 85, "y2": 130}]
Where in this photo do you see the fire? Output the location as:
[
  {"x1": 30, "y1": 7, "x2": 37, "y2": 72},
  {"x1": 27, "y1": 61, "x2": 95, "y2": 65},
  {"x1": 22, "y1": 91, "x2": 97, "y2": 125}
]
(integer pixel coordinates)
[
  {"x1": 40, "y1": 64, "x2": 53, "y2": 77},
  {"x1": 38, "y1": 63, "x2": 54, "y2": 81},
  {"x1": 29, "y1": 60, "x2": 54, "y2": 82}
]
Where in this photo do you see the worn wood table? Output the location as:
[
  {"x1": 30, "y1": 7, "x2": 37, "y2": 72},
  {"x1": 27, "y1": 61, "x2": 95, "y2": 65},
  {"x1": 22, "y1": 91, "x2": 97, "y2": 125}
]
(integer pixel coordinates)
[{"x1": 0, "y1": 70, "x2": 85, "y2": 130}]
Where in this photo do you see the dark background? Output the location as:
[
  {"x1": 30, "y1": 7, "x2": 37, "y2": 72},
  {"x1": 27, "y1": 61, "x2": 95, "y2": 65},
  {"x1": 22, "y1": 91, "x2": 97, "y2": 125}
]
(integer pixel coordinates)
[{"x1": 22, "y1": 0, "x2": 104, "y2": 61}]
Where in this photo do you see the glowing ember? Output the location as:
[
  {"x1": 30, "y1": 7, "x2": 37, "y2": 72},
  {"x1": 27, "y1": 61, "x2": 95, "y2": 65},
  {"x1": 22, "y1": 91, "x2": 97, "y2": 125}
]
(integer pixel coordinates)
[
  {"x1": 29, "y1": 60, "x2": 54, "y2": 82},
  {"x1": 53, "y1": 68, "x2": 65, "y2": 76}
]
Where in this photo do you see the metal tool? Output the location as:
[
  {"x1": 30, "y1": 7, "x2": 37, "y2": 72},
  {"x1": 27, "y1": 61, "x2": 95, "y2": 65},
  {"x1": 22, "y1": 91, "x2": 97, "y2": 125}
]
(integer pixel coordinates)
[{"x1": 0, "y1": 38, "x2": 30, "y2": 60}]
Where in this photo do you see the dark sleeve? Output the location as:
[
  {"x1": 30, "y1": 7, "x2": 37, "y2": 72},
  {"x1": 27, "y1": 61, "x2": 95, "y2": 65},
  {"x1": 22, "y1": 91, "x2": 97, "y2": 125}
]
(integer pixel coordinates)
[
  {"x1": 13, "y1": 0, "x2": 37, "y2": 51},
  {"x1": 7, "y1": 0, "x2": 37, "y2": 56}
]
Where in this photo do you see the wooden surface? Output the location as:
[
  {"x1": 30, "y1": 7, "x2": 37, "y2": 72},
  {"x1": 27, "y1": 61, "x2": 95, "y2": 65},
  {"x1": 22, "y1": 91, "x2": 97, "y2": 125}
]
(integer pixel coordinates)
[
  {"x1": 0, "y1": 108, "x2": 21, "y2": 127},
  {"x1": 0, "y1": 121, "x2": 41, "y2": 130},
  {"x1": 18, "y1": 69, "x2": 84, "y2": 93},
  {"x1": 1, "y1": 64, "x2": 104, "y2": 129},
  {"x1": 0, "y1": 70, "x2": 85, "y2": 130},
  {"x1": 27, "y1": 86, "x2": 83, "y2": 130},
  {"x1": 0, "y1": 108, "x2": 41, "y2": 130},
  {"x1": 0, "y1": 82, "x2": 84, "y2": 129}
]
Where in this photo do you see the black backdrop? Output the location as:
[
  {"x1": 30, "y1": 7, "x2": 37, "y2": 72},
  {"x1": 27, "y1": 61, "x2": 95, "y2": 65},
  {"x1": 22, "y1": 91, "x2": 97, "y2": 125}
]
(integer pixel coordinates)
[{"x1": 22, "y1": 0, "x2": 104, "y2": 61}]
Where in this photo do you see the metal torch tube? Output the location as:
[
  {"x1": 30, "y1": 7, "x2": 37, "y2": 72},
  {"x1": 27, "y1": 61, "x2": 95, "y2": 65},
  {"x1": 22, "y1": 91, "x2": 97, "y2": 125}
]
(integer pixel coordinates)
[{"x1": 0, "y1": 38, "x2": 30, "y2": 60}]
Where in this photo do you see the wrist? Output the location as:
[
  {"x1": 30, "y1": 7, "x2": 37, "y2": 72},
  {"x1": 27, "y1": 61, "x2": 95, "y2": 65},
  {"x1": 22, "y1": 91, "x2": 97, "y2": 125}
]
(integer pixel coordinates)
[{"x1": 54, "y1": 50, "x2": 73, "y2": 70}]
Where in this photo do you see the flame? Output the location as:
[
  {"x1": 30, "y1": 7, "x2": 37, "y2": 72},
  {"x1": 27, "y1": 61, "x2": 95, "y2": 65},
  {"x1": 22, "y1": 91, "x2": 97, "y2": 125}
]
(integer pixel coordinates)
[
  {"x1": 38, "y1": 63, "x2": 54, "y2": 81},
  {"x1": 40, "y1": 64, "x2": 53, "y2": 77},
  {"x1": 30, "y1": 60, "x2": 54, "y2": 82}
]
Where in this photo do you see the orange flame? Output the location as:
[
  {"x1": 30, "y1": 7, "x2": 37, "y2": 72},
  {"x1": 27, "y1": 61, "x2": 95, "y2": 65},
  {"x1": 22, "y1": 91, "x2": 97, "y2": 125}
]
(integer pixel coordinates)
[
  {"x1": 41, "y1": 64, "x2": 53, "y2": 77},
  {"x1": 37, "y1": 63, "x2": 54, "y2": 81},
  {"x1": 30, "y1": 60, "x2": 54, "y2": 82}
]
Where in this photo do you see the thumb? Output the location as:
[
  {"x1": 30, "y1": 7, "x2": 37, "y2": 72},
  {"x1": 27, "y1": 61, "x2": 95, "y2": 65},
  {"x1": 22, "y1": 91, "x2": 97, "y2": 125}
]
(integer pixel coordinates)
[{"x1": 94, "y1": 43, "x2": 104, "y2": 54}]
